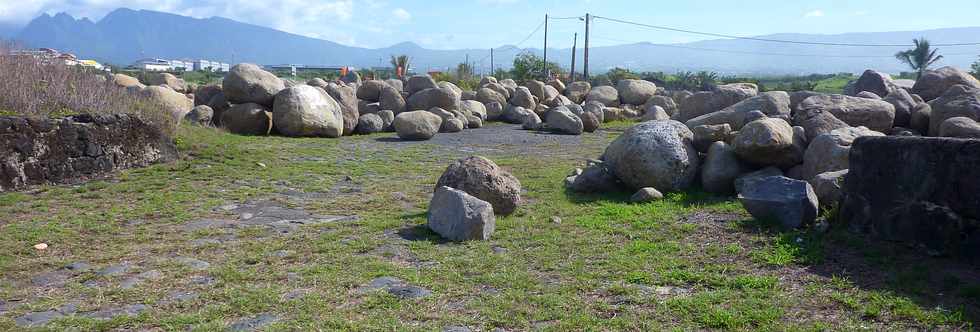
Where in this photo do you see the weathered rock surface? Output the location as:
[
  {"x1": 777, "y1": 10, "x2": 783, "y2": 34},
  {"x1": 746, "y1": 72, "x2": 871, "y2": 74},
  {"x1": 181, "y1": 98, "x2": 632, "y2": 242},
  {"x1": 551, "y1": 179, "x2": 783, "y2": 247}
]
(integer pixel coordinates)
[
  {"x1": 585, "y1": 86, "x2": 620, "y2": 107},
  {"x1": 545, "y1": 106, "x2": 584, "y2": 135},
  {"x1": 322, "y1": 84, "x2": 360, "y2": 136},
  {"x1": 273, "y1": 85, "x2": 344, "y2": 137},
  {"x1": 809, "y1": 169, "x2": 847, "y2": 208},
  {"x1": 393, "y1": 111, "x2": 442, "y2": 140},
  {"x1": 797, "y1": 94, "x2": 896, "y2": 132},
  {"x1": 732, "y1": 118, "x2": 803, "y2": 168},
  {"x1": 801, "y1": 126, "x2": 884, "y2": 181},
  {"x1": 701, "y1": 141, "x2": 745, "y2": 194},
  {"x1": 927, "y1": 84, "x2": 980, "y2": 136},
  {"x1": 677, "y1": 83, "x2": 758, "y2": 122},
  {"x1": 565, "y1": 81, "x2": 592, "y2": 104},
  {"x1": 406, "y1": 75, "x2": 439, "y2": 96},
  {"x1": 0, "y1": 115, "x2": 177, "y2": 191},
  {"x1": 221, "y1": 103, "x2": 273, "y2": 136},
  {"x1": 223, "y1": 63, "x2": 285, "y2": 106},
  {"x1": 912, "y1": 66, "x2": 980, "y2": 101},
  {"x1": 738, "y1": 176, "x2": 819, "y2": 229},
  {"x1": 617, "y1": 79, "x2": 658, "y2": 105},
  {"x1": 436, "y1": 156, "x2": 522, "y2": 215},
  {"x1": 938, "y1": 116, "x2": 980, "y2": 138}
]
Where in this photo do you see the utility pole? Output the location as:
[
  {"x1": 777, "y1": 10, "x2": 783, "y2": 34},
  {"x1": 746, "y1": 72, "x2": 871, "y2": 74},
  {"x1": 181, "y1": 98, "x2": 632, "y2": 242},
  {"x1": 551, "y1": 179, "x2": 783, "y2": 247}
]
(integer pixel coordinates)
[
  {"x1": 464, "y1": 53, "x2": 469, "y2": 79},
  {"x1": 543, "y1": 14, "x2": 549, "y2": 80},
  {"x1": 490, "y1": 48, "x2": 494, "y2": 77},
  {"x1": 570, "y1": 33, "x2": 578, "y2": 82},
  {"x1": 583, "y1": 13, "x2": 590, "y2": 81}
]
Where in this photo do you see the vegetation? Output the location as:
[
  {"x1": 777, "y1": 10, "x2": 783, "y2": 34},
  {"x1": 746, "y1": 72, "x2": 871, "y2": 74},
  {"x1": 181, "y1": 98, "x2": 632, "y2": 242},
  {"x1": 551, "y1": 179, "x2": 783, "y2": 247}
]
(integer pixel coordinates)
[
  {"x1": 0, "y1": 42, "x2": 176, "y2": 136},
  {"x1": 390, "y1": 55, "x2": 411, "y2": 78},
  {"x1": 971, "y1": 56, "x2": 980, "y2": 79},
  {"x1": 0, "y1": 124, "x2": 975, "y2": 330},
  {"x1": 509, "y1": 51, "x2": 564, "y2": 83},
  {"x1": 895, "y1": 38, "x2": 943, "y2": 79}
]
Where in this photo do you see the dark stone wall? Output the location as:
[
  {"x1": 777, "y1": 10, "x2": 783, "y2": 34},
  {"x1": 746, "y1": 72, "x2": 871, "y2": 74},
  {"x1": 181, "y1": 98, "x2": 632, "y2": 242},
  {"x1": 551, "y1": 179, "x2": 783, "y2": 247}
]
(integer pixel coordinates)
[
  {"x1": 0, "y1": 114, "x2": 177, "y2": 191},
  {"x1": 840, "y1": 136, "x2": 980, "y2": 263}
]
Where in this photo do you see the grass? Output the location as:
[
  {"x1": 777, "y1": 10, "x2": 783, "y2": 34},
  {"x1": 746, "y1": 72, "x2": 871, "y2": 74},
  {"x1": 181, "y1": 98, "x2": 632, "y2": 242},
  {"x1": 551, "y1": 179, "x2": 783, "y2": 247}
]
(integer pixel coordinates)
[{"x1": 0, "y1": 123, "x2": 976, "y2": 331}]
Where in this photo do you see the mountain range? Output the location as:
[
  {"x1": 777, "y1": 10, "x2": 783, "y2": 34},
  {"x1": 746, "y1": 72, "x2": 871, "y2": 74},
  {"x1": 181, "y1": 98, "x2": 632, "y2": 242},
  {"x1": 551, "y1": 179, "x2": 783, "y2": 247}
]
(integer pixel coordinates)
[{"x1": 8, "y1": 8, "x2": 980, "y2": 75}]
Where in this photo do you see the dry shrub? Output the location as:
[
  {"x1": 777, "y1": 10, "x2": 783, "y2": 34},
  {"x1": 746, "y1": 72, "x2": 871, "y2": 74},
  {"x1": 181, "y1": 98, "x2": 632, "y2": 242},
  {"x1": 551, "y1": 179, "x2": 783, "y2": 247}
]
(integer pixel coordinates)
[{"x1": 0, "y1": 40, "x2": 177, "y2": 137}]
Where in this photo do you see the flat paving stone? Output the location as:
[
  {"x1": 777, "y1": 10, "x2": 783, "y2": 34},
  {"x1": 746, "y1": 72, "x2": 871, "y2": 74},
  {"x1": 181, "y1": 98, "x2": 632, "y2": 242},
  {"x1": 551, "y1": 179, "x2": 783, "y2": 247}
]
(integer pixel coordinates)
[
  {"x1": 181, "y1": 200, "x2": 357, "y2": 234},
  {"x1": 96, "y1": 263, "x2": 131, "y2": 276},
  {"x1": 82, "y1": 304, "x2": 147, "y2": 320},
  {"x1": 120, "y1": 270, "x2": 163, "y2": 289},
  {"x1": 228, "y1": 313, "x2": 279, "y2": 331},
  {"x1": 356, "y1": 277, "x2": 432, "y2": 299},
  {"x1": 14, "y1": 303, "x2": 78, "y2": 327},
  {"x1": 174, "y1": 257, "x2": 211, "y2": 270}
]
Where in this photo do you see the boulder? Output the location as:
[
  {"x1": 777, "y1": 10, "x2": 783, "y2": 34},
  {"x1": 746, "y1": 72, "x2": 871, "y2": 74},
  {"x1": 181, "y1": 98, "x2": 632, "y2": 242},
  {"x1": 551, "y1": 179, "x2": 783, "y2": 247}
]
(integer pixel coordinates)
[
  {"x1": 460, "y1": 100, "x2": 487, "y2": 120},
  {"x1": 579, "y1": 111, "x2": 601, "y2": 133},
  {"x1": 603, "y1": 120, "x2": 700, "y2": 191},
  {"x1": 912, "y1": 66, "x2": 980, "y2": 101},
  {"x1": 140, "y1": 85, "x2": 193, "y2": 121},
  {"x1": 484, "y1": 83, "x2": 511, "y2": 100},
  {"x1": 147, "y1": 73, "x2": 187, "y2": 93},
  {"x1": 856, "y1": 91, "x2": 881, "y2": 99},
  {"x1": 585, "y1": 86, "x2": 620, "y2": 107},
  {"x1": 222, "y1": 63, "x2": 285, "y2": 106},
  {"x1": 809, "y1": 170, "x2": 847, "y2": 208},
  {"x1": 194, "y1": 85, "x2": 222, "y2": 107},
  {"x1": 461, "y1": 91, "x2": 477, "y2": 101},
  {"x1": 927, "y1": 84, "x2": 980, "y2": 136},
  {"x1": 221, "y1": 103, "x2": 273, "y2": 135},
  {"x1": 701, "y1": 141, "x2": 745, "y2": 194},
  {"x1": 407, "y1": 87, "x2": 460, "y2": 112},
  {"x1": 732, "y1": 118, "x2": 804, "y2": 168},
  {"x1": 465, "y1": 114, "x2": 483, "y2": 128},
  {"x1": 355, "y1": 113, "x2": 384, "y2": 134},
  {"x1": 510, "y1": 86, "x2": 537, "y2": 109},
  {"x1": 443, "y1": 118, "x2": 464, "y2": 133},
  {"x1": 476, "y1": 88, "x2": 508, "y2": 107},
  {"x1": 734, "y1": 167, "x2": 784, "y2": 193},
  {"x1": 406, "y1": 75, "x2": 439, "y2": 96},
  {"x1": 377, "y1": 110, "x2": 395, "y2": 131},
  {"x1": 502, "y1": 106, "x2": 533, "y2": 124},
  {"x1": 206, "y1": 92, "x2": 231, "y2": 125},
  {"x1": 522, "y1": 112, "x2": 542, "y2": 130},
  {"x1": 385, "y1": 79, "x2": 404, "y2": 92},
  {"x1": 568, "y1": 162, "x2": 620, "y2": 193},
  {"x1": 583, "y1": 101, "x2": 605, "y2": 123},
  {"x1": 322, "y1": 84, "x2": 359, "y2": 136},
  {"x1": 641, "y1": 105, "x2": 670, "y2": 122},
  {"x1": 359, "y1": 101, "x2": 381, "y2": 114},
  {"x1": 380, "y1": 84, "x2": 407, "y2": 114},
  {"x1": 428, "y1": 186, "x2": 496, "y2": 241},
  {"x1": 616, "y1": 79, "x2": 658, "y2": 105},
  {"x1": 738, "y1": 176, "x2": 819, "y2": 229},
  {"x1": 357, "y1": 80, "x2": 387, "y2": 102},
  {"x1": 272, "y1": 85, "x2": 344, "y2": 137},
  {"x1": 797, "y1": 94, "x2": 895, "y2": 133},
  {"x1": 685, "y1": 91, "x2": 791, "y2": 130},
  {"x1": 112, "y1": 73, "x2": 144, "y2": 89},
  {"x1": 307, "y1": 78, "x2": 329, "y2": 89},
  {"x1": 565, "y1": 81, "x2": 592, "y2": 104},
  {"x1": 542, "y1": 85, "x2": 560, "y2": 103},
  {"x1": 393, "y1": 111, "x2": 443, "y2": 140},
  {"x1": 499, "y1": 79, "x2": 518, "y2": 89},
  {"x1": 549, "y1": 79, "x2": 566, "y2": 94},
  {"x1": 676, "y1": 83, "x2": 758, "y2": 122},
  {"x1": 545, "y1": 106, "x2": 584, "y2": 135},
  {"x1": 801, "y1": 126, "x2": 884, "y2": 181},
  {"x1": 692, "y1": 124, "x2": 732, "y2": 153},
  {"x1": 436, "y1": 156, "x2": 522, "y2": 215},
  {"x1": 185, "y1": 105, "x2": 213, "y2": 126},
  {"x1": 630, "y1": 187, "x2": 664, "y2": 203},
  {"x1": 644, "y1": 95, "x2": 678, "y2": 116},
  {"x1": 438, "y1": 81, "x2": 463, "y2": 97},
  {"x1": 792, "y1": 107, "x2": 851, "y2": 142},
  {"x1": 790, "y1": 91, "x2": 822, "y2": 112},
  {"x1": 479, "y1": 76, "x2": 498, "y2": 86},
  {"x1": 882, "y1": 88, "x2": 918, "y2": 128},
  {"x1": 485, "y1": 102, "x2": 505, "y2": 121},
  {"x1": 939, "y1": 117, "x2": 980, "y2": 138},
  {"x1": 525, "y1": 80, "x2": 547, "y2": 100},
  {"x1": 851, "y1": 69, "x2": 897, "y2": 98}
]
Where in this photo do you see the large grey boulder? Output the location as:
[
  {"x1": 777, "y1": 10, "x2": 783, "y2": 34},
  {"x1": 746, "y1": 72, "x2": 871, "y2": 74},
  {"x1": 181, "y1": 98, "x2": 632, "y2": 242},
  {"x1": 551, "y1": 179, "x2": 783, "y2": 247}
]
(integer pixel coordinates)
[
  {"x1": 850, "y1": 69, "x2": 897, "y2": 98},
  {"x1": 377, "y1": 110, "x2": 395, "y2": 131},
  {"x1": 603, "y1": 120, "x2": 700, "y2": 191},
  {"x1": 701, "y1": 141, "x2": 745, "y2": 194},
  {"x1": 565, "y1": 81, "x2": 592, "y2": 104},
  {"x1": 685, "y1": 91, "x2": 791, "y2": 130},
  {"x1": 483, "y1": 83, "x2": 511, "y2": 100},
  {"x1": 112, "y1": 73, "x2": 144, "y2": 89},
  {"x1": 738, "y1": 176, "x2": 819, "y2": 229},
  {"x1": 406, "y1": 75, "x2": 438, "y2": 96},
  {"x1": 501, "y1": 105, "x2": 533, "y2": 124},
  {"x1": 525, "y1": 80, "x2": 547, "y2": 100},
  {"x1": 583, "y1": 101, "x2": 606, "y2": 123},
  {"x1": 438, "y1": 81, "x2": 463, "y2": 97},
  {"x1": 393, "y1": 111, "x2": 443, "y2": 140},
  {"x1": 476, "y1": 88, "x2": 508, "y2": 107},
  {"x1": 912, "y1": 66, "x2": 980, "y2": 101},
  {"x1": 927, "y1": 84, "x2": 980, "y2": 136},
  {"x1": 407, "y1": 88, "x2": 460, "y2": 112},
  {"x1": 273, "y1": 85, "x2": 344, "y2": 137},
  {"x1": 460, "y1": 100, "x2": 487, "y2": 120},
  {"x1": 585, "y1": 86, "x2": 620, "y2": 107},
  {"x1": 140, "y1": 86, "x2": 193, "y2": 120},
  {"x1": 148, "y1": 73, "x2": 188, "y2": 93},
  {"x1": 380, "y1": 84, "x2": 407, "y2": 114},
  {"x1": 307, "y1": 78, "x2": 329, "y2": 89},
  {"x1": 692, "y1": 124, "x2": 732, "y2": 153},
  {"x1": 221, "y1": 103, "x2": 273, "y2": 135},
  {"x1": 882, "y1": 88, "x2": 919, "y2": 128},
  {"x1": 792, "y1": 107, "x2": 851, "y2": 141},
  {"x1": 616, "y1": 79, "x2": 658, "y2": 105},
  {"x1": 909, "y1": 103, "x2": 932, "y2": 134},
  {"x1": 522, "y1": 111, "x2": 542, "y2": 130},
  {"x1": 384, "y1": 79, "x2": 404, "y2": 92},
  {"x1": 428, "y1": 186, "x2": 495, "y2": 241},
  {"x1": 939, "y1": 117, "x2": 980, "y2": 138},
  {"x1": 809, "y1": 170, "x2": 847, "y2": 208},
  {"x1": 222, "y1": 63, "x2": 285, "y2": 106},
  {"x1": 641, "y1": 105, "x2": 670, "y2": 122},
  {"x1": 185, "y1": 105, "x2": 214, "y2": 126},
  {"x1": 436, "y1": 156, "x2": 523, "y2": 215},
  {"x1": 355, "y1": 113, "x2": 384, "y2": 134},
  {"x1": 644, "y1": 95, "x2": 678, "y2": 116},
  {"x1": 545, "y1": 106, "x2": 584, "y2": 135},
  {"x1": 357, "y1": 80, "x2": 387, "y2": 102},
  {"x1": 797, "y1": 94, "x2": 896, "y2": 133},
  {"x1": 510, "y1": 86, "x2": 537, "y2": 109},
  {"x1": 322, "y1": 83, "x2": 359, "y2": 136},
  {"x1": 732, "y1": 118, "x2": 804, "y2": 168},
  {"x1": 567, "y1": 162, "x2": 621, "y2": 193},
  {"x1": 789, "y1": 91, "x2": 822, "y2": 112},
  {"x1": 801, "y1": 126, "x2": 884, "y2": 181},
  {"x1": 479, "y1": 76, "x2": 498, "y2": 86},
  {"x1": 677, "y1": 83, "x2": 758, "y2": 122},
  {"x1": 542, "y1": 85, "x2": 560, "y2": 104},
  {"x1": 485, "y1": 102, "x2": 505, "y2": 121}
]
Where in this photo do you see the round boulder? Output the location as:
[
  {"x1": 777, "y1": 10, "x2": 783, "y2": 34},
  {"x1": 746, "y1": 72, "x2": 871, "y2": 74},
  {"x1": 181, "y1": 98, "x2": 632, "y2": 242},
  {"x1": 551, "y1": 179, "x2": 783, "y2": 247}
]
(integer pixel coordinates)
[
  {"x1": 221, "y1": 103, "x2": 273, "y2": 135},
  {"x1": 222, "y1": 63, "x2": 285, "y2": 106},
  {"x1": 436, "y1": 156, "x2": 523, "y2": 215},
  {"x1": 393, "y1": 111, "x2": 443, "y2": 140},
  {"x1": 586, "y1": 85, "x2": 620, "y2": 107},
  {"x1": 616, "y1": 79, "x2": 657, "y2": 105},
  {"x1": 603, "y1": 120, "x2": 700, "y2": 191},
  {"x1": 272, "y1": 85, "x2": 344, "y2": 137},
  {"x1": 732, "y1": 118, "x2": 803, "y2": 168}
]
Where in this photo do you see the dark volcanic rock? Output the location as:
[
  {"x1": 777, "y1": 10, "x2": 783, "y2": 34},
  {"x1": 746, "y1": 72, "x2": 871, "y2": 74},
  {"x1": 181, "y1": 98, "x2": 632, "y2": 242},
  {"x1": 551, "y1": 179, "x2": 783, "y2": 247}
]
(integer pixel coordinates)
[
  {"x1": 0, "y1": 114, "x2": 177, "y2": 191},
  {"x1": 840, "y1": 136, "x2": 980, "y2": 262}
]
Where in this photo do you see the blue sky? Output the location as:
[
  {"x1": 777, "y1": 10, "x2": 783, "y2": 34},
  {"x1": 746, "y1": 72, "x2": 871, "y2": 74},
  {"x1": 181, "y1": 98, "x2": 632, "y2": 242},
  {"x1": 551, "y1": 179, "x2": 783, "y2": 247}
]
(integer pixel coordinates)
[{"x1": 2, "y1": 0, "x2": 980, "y2": 49}]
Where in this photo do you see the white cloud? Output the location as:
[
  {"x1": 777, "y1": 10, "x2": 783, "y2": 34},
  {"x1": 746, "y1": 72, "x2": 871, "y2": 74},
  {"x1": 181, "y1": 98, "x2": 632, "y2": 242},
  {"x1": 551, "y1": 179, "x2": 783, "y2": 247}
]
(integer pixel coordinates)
[
  {"x1": 392, "y1": 8, "x2": 410, "y2": 21},
  {"x1": 804, "y1": 10, "x2": 825, "y2": 18}
]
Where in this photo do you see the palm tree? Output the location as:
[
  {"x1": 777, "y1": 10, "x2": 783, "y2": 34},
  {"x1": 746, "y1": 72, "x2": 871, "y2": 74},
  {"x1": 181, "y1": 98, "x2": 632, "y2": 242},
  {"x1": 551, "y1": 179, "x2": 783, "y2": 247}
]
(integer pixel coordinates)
[
  {"x1": 895, "y1": 38, "x2": 943, "y2": 79},
  {"x1": 390, "y1": 55, "x2": 410, "y2": 78}
]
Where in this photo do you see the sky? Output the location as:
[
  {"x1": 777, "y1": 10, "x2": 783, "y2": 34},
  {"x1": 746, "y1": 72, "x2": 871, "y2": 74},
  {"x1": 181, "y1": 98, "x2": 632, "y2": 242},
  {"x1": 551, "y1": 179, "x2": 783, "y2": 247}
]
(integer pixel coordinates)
[{"x1": 2, "y1": 0, "x2": 980, "y2": 50}]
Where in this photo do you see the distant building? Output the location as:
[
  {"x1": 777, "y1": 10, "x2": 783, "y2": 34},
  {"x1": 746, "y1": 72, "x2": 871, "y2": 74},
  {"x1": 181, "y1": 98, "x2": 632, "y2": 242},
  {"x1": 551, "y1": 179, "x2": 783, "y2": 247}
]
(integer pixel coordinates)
[
  {"x1": 193, "y1": 60, "x2": 230, "y2": 72},
  {"x1": 132, "y1": 58, "x2": 172, "y2": 71}
]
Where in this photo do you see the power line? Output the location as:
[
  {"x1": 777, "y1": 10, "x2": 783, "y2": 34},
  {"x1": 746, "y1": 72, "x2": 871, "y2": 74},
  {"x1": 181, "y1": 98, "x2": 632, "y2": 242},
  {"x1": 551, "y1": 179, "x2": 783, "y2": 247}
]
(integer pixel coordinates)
[
  {"x1": 478, "y1": 19, "x2": 546, "y2": 63},
  {"x1": 549, "y1": 16, "x2": 584, "y2": 20},
  {"x1": 593, "y1": 15, "x2": 980, "y2": 47}
]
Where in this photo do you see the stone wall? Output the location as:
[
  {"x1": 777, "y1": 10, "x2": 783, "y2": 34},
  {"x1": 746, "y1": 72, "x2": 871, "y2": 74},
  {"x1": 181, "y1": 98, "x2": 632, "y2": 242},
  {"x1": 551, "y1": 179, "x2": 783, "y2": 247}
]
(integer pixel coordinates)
[
  {"x1": 839, "y1": 136, "x2": 979, "y2": 263},
  {"x1": 0, "y1": 114, "x2": 177, "y2": 191}
]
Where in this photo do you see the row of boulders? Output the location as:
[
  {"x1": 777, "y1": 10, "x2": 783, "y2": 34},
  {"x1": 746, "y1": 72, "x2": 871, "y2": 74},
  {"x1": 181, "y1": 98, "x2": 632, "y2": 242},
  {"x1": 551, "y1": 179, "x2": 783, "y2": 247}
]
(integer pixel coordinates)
[
  {"x1": 565, "y1": 65, "x2": 980, "y2": 229},
  {"x1": 427, "y1": 156, "x2": 523, "y2": 241}
]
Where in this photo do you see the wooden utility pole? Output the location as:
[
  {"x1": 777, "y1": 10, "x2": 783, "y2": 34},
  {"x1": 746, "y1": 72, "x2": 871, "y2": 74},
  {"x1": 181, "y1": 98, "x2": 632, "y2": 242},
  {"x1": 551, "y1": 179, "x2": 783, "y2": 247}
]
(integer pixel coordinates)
[
  {"x1": 543, "y1": 14, "x2": 549, "y2": 80},
  {"x1": 583, "y1": 13, "x2": 590, "y2": 81},
  {"x1": 490, "y1": 48, "x2": 494, "y2": 76},
  {"x1": 570, "y1": 33, "x2": 578, "y2": 82}
]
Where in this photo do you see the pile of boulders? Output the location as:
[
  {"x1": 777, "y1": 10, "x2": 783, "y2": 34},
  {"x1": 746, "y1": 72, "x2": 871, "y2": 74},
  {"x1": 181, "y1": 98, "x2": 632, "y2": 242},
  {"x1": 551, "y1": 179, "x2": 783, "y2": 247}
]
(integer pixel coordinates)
[
  {"x1": 565, "y1": 66, "x2": 980, "y2": 229},
  {"x1": 426, "y1": 156, "x2": 523, "y2": 241}
]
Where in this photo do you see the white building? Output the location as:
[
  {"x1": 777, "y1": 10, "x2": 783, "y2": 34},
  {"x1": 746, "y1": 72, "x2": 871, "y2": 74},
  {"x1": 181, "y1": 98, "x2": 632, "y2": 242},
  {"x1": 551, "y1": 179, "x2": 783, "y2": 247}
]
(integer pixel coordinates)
[{"x1": 132, "y1": 58, "x2": 172, "y2": 71}]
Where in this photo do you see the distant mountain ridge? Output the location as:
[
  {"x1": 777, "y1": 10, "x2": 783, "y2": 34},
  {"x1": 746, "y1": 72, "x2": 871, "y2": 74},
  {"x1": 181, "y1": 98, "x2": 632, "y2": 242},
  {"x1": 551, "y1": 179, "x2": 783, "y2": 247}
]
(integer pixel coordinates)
[{"x1": 10, "y1": 8, "x2": 980, "y2": 75}]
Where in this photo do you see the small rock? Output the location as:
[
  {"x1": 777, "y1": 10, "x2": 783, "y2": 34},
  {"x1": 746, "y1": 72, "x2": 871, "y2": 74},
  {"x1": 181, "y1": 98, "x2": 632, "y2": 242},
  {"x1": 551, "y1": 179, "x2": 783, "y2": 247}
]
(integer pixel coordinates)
[
  {"x1": 229, "y1": 313, "x2": 279, "y2": 331},
  {"x1": 630, "y1": 187, "x2": 664, "y2": 203},
  {"x1": 175, "y1": 257, "x2": 211, "y2": 271},
  {"x1": 550, "y1": 216, "x2": 562, "y2": 224}
]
